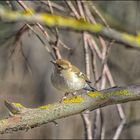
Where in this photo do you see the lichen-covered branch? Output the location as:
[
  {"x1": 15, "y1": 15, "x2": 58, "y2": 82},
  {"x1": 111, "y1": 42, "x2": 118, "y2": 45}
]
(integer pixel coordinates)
[
  {"x1": 0, "y1": 85, "x2": 140, "y2": 134},
  {"x1": 0, "y1": 5, "x2": 140, "y2": 49}
]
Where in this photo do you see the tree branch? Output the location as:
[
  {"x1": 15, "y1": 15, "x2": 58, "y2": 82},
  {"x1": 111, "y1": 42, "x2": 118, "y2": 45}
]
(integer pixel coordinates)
[
  {"x1": 0, "y1": 85, "x2": 140, "y2": 134},
  {"x1": 0, "y1": 5, "x2": 140, "y2": 49}
]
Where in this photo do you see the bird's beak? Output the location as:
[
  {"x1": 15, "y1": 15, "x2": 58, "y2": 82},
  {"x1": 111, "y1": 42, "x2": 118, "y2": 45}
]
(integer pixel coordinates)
[{"x1": 50, "y1": 60, "x2": 56, "y2": 65}]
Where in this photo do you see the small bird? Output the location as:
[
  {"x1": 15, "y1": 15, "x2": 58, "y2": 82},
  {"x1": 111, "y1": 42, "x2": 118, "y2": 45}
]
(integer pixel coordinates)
[{"x1": 51, "y1": 59, "x2": 96, "y2": 94}]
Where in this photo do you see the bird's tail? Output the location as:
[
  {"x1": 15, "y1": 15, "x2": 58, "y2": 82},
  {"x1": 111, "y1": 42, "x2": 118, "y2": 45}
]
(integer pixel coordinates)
[{"x1": 83, "y1": 83, "x2": 97, "y2": 91}]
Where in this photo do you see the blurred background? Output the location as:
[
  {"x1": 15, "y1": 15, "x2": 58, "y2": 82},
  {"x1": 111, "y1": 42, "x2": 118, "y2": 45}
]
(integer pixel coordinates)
[{"x1": 0, "y1": 0, "x2": 140, "y2": 139}]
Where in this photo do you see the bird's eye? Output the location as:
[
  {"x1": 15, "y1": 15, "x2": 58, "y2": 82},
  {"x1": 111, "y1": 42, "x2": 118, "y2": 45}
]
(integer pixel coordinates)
[{"x1": 57, "y1": 65, "x2": 62, "y2": 68}]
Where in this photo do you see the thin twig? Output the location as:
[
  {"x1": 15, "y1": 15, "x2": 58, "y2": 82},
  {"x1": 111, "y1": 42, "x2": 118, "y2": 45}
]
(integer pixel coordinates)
[
  {"x1": 26, "y1": 24, "x2": 56, "y2": 60},
  {"x1": 88, "y1": 33, "x2": 126, "y2": 139},
  {"x1": 83, "y1": 3, "x2": 106, "y2": 139},
  {"x1": 66, "y1": 1, "x2": 80, "y2": 18},
  {"x1": 41, "y1": 0, "x2": 66, "y2": 12},
  {"x1": 17, "y1": 0, "x2": 70, "y2": 60},
  {"x1": 98, "y1": 37, "x2": 107, "y2": 140},
  {"x1": 52, "y1": 46, "x2": 61, "y2": 59},
  {"x1": 90, "y1": 47, "x2": 100, "y2": 88},
  {"x1": 82, "y1": 2, "x2": 126, "y2": 139},
  {"x1": 83, "y1": 33, "x2": 90, "y2": 79},
  {"x1": 17, "y1": 0, "x2": 57, "y2": 60},
  {"x1": 77, "y1": 0, "x2": 85, "y2": 19},
  {"x1": 113, "y1": 119, "x2": 126, "y2": 140},
  {"x1": 47, "y1": 0, "x2": 62, "y2": 59},
  {"x1": 100, "y1": 109, "x2": 105, "y2": 140},
  {"x1": 18, "y1": 0, "x2": 70, "y2": 59},
  {"x1": 106, "y1": 67, "x2": 126, "y2": 139},
  {"x1": 67, "y1": 1, "x2": 94, "y2": 139},
  {"x1": 82, "y1": 1, "x2": 96, "y2": 23},
  {"x1": 83, "y1": 32, "x2": 93, "y2": 140},
  {"x1": 83, "y1": 5, "x2": 126, "y2": 137},
  {"x1": 86, "y1": 1, "x2": 110, "y2": 28}
]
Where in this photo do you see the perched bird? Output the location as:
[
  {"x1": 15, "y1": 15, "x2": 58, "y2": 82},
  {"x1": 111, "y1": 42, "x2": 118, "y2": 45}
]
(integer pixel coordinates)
[{"x1": 51, "y1": 59, "x2": 96, "y2": 93}]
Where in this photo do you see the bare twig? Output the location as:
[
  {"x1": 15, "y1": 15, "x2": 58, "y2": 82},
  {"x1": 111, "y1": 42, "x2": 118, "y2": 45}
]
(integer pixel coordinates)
[
  {"x1": 81, "y1": 110, "x2": 92, "y2": 140},
  {"x1": 83, "y1": 33, "x2": 90, "y2": 79},
  {"x1": 113, "y1": 119, "x2": 126, "y2": 140},
  {"x1": 98, "y1": 37, "x2": 107, "y2": 140},
  {"x1": 26, "y1": 24, "x2": 53, "y2": 56},
  {"x1": 83, "y1": 3, "x2": 106, "y2": 139},
  {"x1": 86, "y1": 1, "x2": 110, "y2": 28},
  {"x1": 76, "y1": 1, "x2": 93, "y2": 139},
  {"x1": 87, "y1": 26, "x2": 126, "y2": 140},
  {"x1": 83, "y1": 33, "x2": 93, "y2": 139},
  {"x1": 65, "y1": 3, "x2": 93, "y2": 138},
  {"x1": 41, "y1": 0, "x2": 66, "y2": 12},
  {"x1": 85, "y1": 3, "x2": 126, "y2": 131},
  {"x1": 82, "y1": 2, "x2": 126, "y2": 139},
  {"x1": 104, "y1": 63, "x2": 126, "y2": 139},
  {"x1": 82, "y1": 1, "x2": 96, "y2": 23},
  {"x1": 77, "y1": 1, "x2": 85, "y2": 19},
  {"x1": 85, "y1": 34, "x2": 105, "y2": 139},
  {"x1": 66, "y1": 1, "x2": 80, "y2": 19},
  {"x1": 17, "y1": 0, "x2": 72, "y2": 61},
  {"x1": 18, "y1": 0, "x2": 70, "y2": 60},
  {"x1": 52, "y1": 46, "x2": 61, "y2": 59},
  {"x1": 100, "y1": 109, "x2": 105, "y2": 140},
  {"x1": 17, "y1": 0, "x2": 58, "y2": 60},
  {"x1": 47, "y1": 0, "x2": 62, "y2": 59}
]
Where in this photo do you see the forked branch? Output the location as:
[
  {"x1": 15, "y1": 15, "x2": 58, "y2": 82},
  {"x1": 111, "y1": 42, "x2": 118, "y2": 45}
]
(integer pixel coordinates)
[
  {"x1": 0, "y1": 5, "x2": 140, "y2": 49},
  {"x1": 0, "y1": 85, "x2": 140, "y2": 134}
]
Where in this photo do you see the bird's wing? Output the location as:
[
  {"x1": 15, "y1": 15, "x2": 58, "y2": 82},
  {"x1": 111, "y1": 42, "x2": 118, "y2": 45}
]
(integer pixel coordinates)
[{"x1": 72, "y1": 65, "x2": 91, "y2": 83}]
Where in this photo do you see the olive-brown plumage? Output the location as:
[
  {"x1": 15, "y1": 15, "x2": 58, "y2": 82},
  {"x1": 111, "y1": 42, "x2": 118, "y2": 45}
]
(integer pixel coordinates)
[{"x1": 51, "y1": 59, "x2": 96, "y2": 92}]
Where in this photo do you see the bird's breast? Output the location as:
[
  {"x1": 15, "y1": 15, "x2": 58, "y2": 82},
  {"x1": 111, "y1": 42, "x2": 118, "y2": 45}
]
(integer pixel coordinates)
[{"x1": 51, "y1": 70, "x2": 86, "y2": 92}]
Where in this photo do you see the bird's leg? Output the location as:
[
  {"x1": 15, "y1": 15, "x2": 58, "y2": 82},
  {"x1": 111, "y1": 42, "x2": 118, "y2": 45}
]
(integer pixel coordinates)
[
  {"x1": 63, "y1": 92, "x2": 70, "y2": 99},
  {"x1": 59, "y1": 92, "x2": 77, "y2": 103},
  {"x1": 59, "y1": 92, "x2": 70, "y2": 103},
  {"x1": 71, "y1": 92, "x2": 77, "y2": 97}
]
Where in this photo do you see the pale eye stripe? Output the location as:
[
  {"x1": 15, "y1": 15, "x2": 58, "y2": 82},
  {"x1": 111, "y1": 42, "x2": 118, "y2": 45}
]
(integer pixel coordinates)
[{"x1": 60, "y1": 73, "x2": 63, "y2": 77}]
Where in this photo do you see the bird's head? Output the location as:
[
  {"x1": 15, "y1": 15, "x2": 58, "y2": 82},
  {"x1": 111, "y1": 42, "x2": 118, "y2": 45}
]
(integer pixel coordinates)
[{"x1": 51, "y1": 59, "x2": 72, "y2": 70}]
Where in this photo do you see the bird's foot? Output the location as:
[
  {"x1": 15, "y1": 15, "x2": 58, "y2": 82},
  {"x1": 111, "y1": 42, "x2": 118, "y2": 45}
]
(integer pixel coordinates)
[
  {"x1": 59, "y1": 92, "x2": 77, "y2": 103},
  {"x1": 59, "y1": 92, "x2": 70, "y2": 103},
  {"x1": 71, "y1": 92, "x2": 77, "y2": 96}
]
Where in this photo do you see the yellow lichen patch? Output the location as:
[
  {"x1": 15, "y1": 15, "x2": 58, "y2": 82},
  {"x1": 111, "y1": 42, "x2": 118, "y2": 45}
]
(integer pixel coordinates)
[
  {"x1": 122, "y1": 33, "x2": 140, "y2": 44},
  {"x1": 11, "y1": 109, "x2": 19, "y2": 114},
  {"x1": 105, "y1": 89, "x2": 129, "y2": 98},
  {"x1": 90, "y1": 23, "x2": 103, "y2": 32},
  {"x1": 39, "y1": 104, "x2": 51, "y2": 109},
  {"x1": 136, "y1": 33, "x2": 140, "y2": 44},
  {"x1": 22, "y1": 8, "x2": 34, "y2": 15},
  {"x1": 118, "y1": 89, "x2": 129, "y2": 95},
  {"x1": 114, "y1": 89, "x2": 129, "y2": 96},
  {"x1": 40, "y1": 13, "x2": 103, "y2": 33},
  {"x1": 78, "y1": 17, "x2": 86, "y2": 22},
  {"x1": 87, "y1": 91, "x2": 104, "y2": 99},
  {"x1": 63, "y1": 96, "x2": 84, "y2": 103},
  {"x1": 40, "y1": 13, "x2": 56, "y2": 26},
  {"x1": 13, "y1": 103, "x2": 25, "y2": 108}
]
